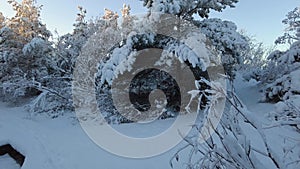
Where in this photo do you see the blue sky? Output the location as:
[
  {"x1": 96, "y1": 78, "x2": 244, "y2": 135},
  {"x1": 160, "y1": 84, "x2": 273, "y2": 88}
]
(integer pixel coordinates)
[{"x1": 0, "y1": 0, "x2": 299, "y2": 49}]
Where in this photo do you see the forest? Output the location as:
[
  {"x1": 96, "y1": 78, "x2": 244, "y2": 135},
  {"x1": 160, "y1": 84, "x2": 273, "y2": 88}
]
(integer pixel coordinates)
[{"x1": 0, "y1": 0, "x2": 299, "y2": 169}]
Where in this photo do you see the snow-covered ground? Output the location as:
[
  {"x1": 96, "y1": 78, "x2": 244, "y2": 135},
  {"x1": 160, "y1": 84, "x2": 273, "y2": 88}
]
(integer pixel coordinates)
[
  {"x1": 0, "y1": 154, "x2": 20, "y2": 169},
  {"x1": 234, "y1": 74, "x2": 300, "y2": 168},
  {"x1": 0, "y1": 75, "x2": 299, "y2": 169},
  {"x1": 0, "y1": 103, "x2": 191, "y2": 169}
]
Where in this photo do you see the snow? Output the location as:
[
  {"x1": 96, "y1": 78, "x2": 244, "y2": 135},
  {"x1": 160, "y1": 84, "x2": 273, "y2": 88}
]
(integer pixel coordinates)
[
  {"x1": 0, "y1": 74, "x2": 299, "y2": 169},
  {"x1": 0, "y1": 103, "x2": 191, "y2": 169},
  {"x1": 234, "y1": 73, "x2": 300, "y2": 169},
  {"x1": 0, "y1": 154, "x2": 20, "y2": 169},
  {"x1": 1, "y1": 2, "x2": 299, "y2": 168},
  {"x1": 0, "y1": 155, "x2": 18, "y2": 169}
]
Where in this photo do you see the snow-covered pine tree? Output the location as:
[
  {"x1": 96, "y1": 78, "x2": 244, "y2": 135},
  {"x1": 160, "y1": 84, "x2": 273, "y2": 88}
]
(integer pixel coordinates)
[
  {"x1": 28, "y1": 6, "x2": 107, "y2": 117},
  {"x1": 71, "y1": 3, "x2": 221, "y2": 123},
  {"x1": 0, "y1": 0, "x2": 53, "y2": 103},
  {"x1": 103, "y1": 8, "x2": 119, "y2": 29},
  {"x1": 195, "y1": 18, "x2": 249, "y2": 78},
  {"x1": 6, "y1": 0, "x2": 51, "y2": 43},
  {"x1": 141, "y1": 1, "x2": 248, "y2": 79},
  {"x1": 275, "y1": 6, "x2": 300, "y2": 45},
  {"x1": 140, "y1": 0, "x2": 238, "y2": 20},
  {"x1": 55, "y1": 6, "x2": 91, "y2": 75},
  {"x1": 121, "y1": 4, "x2": 136, "y2": 36}
]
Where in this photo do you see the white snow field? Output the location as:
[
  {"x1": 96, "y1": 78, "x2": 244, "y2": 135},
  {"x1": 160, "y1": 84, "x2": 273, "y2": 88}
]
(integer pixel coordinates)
[
  {"x1": 0, "y1": 75, "x2": 299, "y2": 169},
  {"x1": 0, "y1": 154, "x2": 20, "y2": 169}
]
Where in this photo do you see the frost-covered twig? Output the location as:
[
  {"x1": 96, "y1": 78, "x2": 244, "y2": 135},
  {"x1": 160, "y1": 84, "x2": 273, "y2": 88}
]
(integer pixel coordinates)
[
  {"x1": 31, "y1": 80, "x2": 70, "y2": 101},
  {"x1": 171, "y1": 79, "x2": 288, "y2": 169},
  {"x1": 219, "y1": 87, "x2": 282, "y2": 168}
]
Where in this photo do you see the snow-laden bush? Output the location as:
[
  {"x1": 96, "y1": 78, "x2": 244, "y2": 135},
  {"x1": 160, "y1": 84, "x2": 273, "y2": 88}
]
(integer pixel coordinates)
[
  {"x1": 267, "y1": 95, "x2": 300, "y2": 130},
  {"x1": 263, "y1": 62, "x2": 300, "y2": 102},
  {"x1": 262, "y1": 45, "x2": 300, "y2": 129},
  {"x1": 0, "y1": 36, "x2": 54, "y2": 102},
  {"x1": 260, "y1": 7, "x2": 300, "y2": 130},
  {"x1": 262, "y1": 37, "x2": 300, "y2": 102},
  {"x1": 26, "y1": 79, "x2": 73, "y2": 118}
]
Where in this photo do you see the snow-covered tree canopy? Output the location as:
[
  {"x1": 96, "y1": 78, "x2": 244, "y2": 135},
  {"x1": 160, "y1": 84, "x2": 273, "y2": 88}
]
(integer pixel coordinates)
[
  {"x1": 275, "y1": 6, "x2": 300, "y2": 45},
  {"x1": 73, "y1": 6, "x2": 87, "y2": 35},
  {"x1": 263, "y1": 41, "x2": 300, "y2": 102},
  {"x1": 71, "y1": 11, "x2": 227, "y2": 123},
  {"x1": 140, "y1": 1, "x2": 248, "y2": 78},
  {"x1": 140, "y1": 0, "x2": 239, "y2": 19},
  {"x1": 196, "y1": 18, "x2": 249, "y2": 78},
  {"x1": 6, "y1": 0, "x2": 51, "y2": 43},
  {"x1": 0, "y1": 0, "x2": 53, "y2": 103}
]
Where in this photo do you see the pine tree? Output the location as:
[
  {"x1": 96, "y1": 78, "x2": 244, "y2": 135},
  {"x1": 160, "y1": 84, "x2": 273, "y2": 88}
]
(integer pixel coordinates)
[
  {"x1": 275, "y1": 6, "x2": 300, "y2": 45},
  {"x1": 0, "y1": 0, "x2": 53, "y2": 102},
  {"x1": 141, "y1": 1, "x2": 247, "y2": 78},
  {"x1": 140, "y1": 0, "x2": 238, "y2": 20},
  {"x1": 196, "y1": 18, "x2": 249, "y2": 78},
  {"x1": 103, "y1": 8, "x2": 119, "y2": 28},
  {"x1": 6, "y1": 0, "x2": 51, "y2": 43}
]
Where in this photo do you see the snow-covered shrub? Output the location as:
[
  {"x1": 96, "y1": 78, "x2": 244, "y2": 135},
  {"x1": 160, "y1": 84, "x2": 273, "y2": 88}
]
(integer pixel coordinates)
[
  {"x1": 261, "y1": 7, "x2": 300, "y2": 130},
  {"x1": 262, "y1": 35, "x2": 300, "y2": 101},
  {"x1": 26, "y1": 79, "x2": 73, "y2": 118},
  {"x1": 262, "y1": 6, "x2": 300, "y2": 102},
  {"x1": 263, "y1": 48, "x2": 300, "y2": 129},
  {"x1": 0, "y1": 36, "x2": 54, "y2": 102},
  {"x1": 268, "y1": 96, "x2": 300, "y2": 129},
  {"x1": 263, "y1": 64, "x2": 300, "y2": 102},
  {"x1": 96, "y1": 34, "x2": 209, "y2": 123}
]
